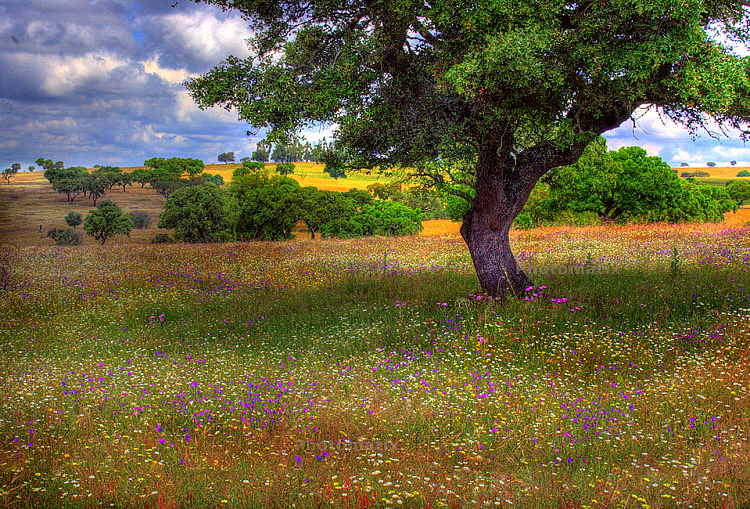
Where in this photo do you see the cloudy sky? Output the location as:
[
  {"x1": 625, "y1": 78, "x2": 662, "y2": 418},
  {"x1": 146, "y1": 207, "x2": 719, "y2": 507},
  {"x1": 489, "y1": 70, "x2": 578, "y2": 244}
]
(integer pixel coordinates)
[{"x1": 1, "y1": 0, "x2": 748, "y2": 170}]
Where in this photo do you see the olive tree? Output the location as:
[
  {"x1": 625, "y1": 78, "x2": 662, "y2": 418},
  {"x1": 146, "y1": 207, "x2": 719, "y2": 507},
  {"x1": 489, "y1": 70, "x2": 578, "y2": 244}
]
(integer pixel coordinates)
[
  {"x1": 186, "y1": 0, "x2": 750, "y2": 296},
  {"x1": 84, "y1": 200, "x2": 133, "y2": 245}
]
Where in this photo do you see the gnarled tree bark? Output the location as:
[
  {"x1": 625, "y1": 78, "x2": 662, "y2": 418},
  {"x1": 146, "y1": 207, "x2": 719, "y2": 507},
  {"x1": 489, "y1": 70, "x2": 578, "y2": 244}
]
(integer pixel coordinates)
[{"x1": 460, "y1": 144, "x2": 534, "y2": 296}]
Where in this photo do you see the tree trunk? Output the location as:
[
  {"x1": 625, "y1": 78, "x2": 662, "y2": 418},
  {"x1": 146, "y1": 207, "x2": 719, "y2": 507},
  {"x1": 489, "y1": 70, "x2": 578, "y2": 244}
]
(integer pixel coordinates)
[
  {"x1": 461, "y1": 213, "x2": 532, "y2": 297},
  {"x1": 460, "y1": 146, "x2": 534, "y2": 297}
]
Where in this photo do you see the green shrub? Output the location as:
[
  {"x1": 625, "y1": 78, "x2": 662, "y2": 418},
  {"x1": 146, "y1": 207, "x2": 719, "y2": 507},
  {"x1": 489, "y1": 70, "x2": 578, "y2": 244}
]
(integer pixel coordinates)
[
  {"x1": 737, "y1": 170, "x2": 750, "y2": 177},
  {"x1": 231, "y1": 172, "x2": 299, "y2": 241},
  {"x1": 129, "y1": 211, "x2": 152, "y2": 229},
  {"x1": 341, "y1": 188, "x2": 374, "y2": 207},
  {"x1": 56, "y1": 228, "x2": 83, "y2": 245},
  {"x1": 319, "y1": 217, "x2": 364, "y2": 239},
  {"x1": 47, "y1": 227, "x2": 82, "y2": 245},
  {"x1": 150, "y1": 233, "x2": 175, "y2": 244},
  {"x1": 83, "y1": 200, "x2": 133, "y2": 245},
  {"x1": 320, "y1": 201, "x2": 422, "y2": 238},
  {"x1": 46, "y1": 228, "x2": 63, "y2": 242}
]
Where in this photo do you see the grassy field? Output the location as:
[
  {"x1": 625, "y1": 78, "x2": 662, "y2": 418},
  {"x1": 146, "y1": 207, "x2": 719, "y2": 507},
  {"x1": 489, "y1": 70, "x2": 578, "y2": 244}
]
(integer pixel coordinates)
[{"x1": 2, "y1": 168, "x2": 750, "y2": 507}]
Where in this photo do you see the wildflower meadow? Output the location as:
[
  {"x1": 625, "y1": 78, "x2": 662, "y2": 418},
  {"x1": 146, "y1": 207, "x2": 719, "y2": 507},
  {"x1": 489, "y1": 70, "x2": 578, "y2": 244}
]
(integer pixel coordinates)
[{"x1": 1, "y1": 218, "x2": 750, "y2": 507}]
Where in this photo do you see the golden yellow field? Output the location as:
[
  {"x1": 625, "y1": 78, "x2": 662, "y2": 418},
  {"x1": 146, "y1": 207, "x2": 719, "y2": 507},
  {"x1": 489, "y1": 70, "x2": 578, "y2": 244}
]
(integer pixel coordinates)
[
  {"x1": 681, "y1": 165, "x2": 750, "y2": 178},
  {"x1": 123, "y1": 162, "x2": 392, "y2": 191}
]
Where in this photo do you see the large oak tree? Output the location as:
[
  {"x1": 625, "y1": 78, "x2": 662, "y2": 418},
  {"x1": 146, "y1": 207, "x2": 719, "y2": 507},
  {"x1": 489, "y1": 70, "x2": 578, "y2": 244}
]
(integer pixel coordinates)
[{"x1": 185, "y1": 0, "x2": 750, "y2": 296}]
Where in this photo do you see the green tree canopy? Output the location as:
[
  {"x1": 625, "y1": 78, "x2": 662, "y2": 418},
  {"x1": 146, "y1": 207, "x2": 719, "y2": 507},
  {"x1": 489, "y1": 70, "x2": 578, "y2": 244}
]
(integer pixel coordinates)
[
  {"x1": 294, "y1": 187, "x2": 356, "y2": 238},
  {"x1": 145, "y1": 157, "x2": 204, "y2": 177},
  {"x1": 230, "y1": 170, "x2": 300, "y2": 240},
  {"x1": 727, "y1": 180, "x2": 750, "y2": 204},
  {"x1": 202, "y1": 173, "x2": 225, "y2": 186},
  {"x1": 84, "y1": 200, "x2": 133, "y2": 245},
  {"x1": 129, "y1": 168, "x2": 153, "y2": 188},
  {"x1": 276, "y1": 162, "x2": 295, "y2": 175},
  {"x1": 218, "y1": 152, "x2": 236, "y2": 164},
  {"x1": 2, "y1": 166, "x2": 18, "y2": 184},
  {"x1": 546, "y1": 140, "x2": 685, "y2": 221},
  {"x1": 84, "y1": 172, "x2": 111, "y2": 206},
  {"x1": 187, "y1": 0, "x2": 750, "y2": 295},
  {"x1": 65, "y1": 211, "x2": 83, "y2": 229},
  {"x1": 158, "y1": 184, "x2": 235, "y2": 243},
  {"x1": 236, "y1": 161, "x2": 266, "y2": 178}
]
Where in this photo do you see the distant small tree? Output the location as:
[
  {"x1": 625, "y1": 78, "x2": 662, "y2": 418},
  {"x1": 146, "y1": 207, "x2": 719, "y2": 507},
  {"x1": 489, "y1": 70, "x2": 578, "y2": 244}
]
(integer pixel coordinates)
[
  {"x1": 35, "y1": 158, "x2": 54, "y2": 171},
  {"x1": 680, "y1": 162, "x2": 689, "y2": 167},
  {"x1": 366, "y1": 182, "x2": 399, "y2": 200},
  {"x1": 130, "y1": 168, "x2": 152, "y2": 188},
  {"x1": 145, "y1": 157, "x2": 204, "y2": 177},
  {"x1": 11, "y1": 163, "x2": 21, "y2": 173},
  {"x1": 118, "y1": 172, "x2": 132, "y2": 192},
  {"x1": 65, "y1": 211, "x2": 83, "y2": 229},
  {"x1": 276, "y1": 162, "x2": 295, "y2": 175},
  {"x1": 84, "y1": 200, "x2": 133, "y2": 245},
  {"x1": 737, "y1": 170, "x2": 750, "y2": 177},
  {"x1": 93, "y1": 166, "x2": 123, "y2": 190},
  {"x1": 252, "y1": 148, "x2": 270, "y2": 162},
  {"x1": 2, "y1": 167, "x2": 18, "y2": 184},
  {"x1": 252, "y1": 140, "x2": 271, "y2": 162},
  {"x1": 240, "y1": 156, "x2": 250, "y2": 163},
  {"x1": 28, "y1": 166, "x2": 35, "y2": 172},
  {"x1": 323, "y1": 164, "x2": 347, "y2": 179},
  {"x1": 682, "y1": 170, "x2": 710, "y2": 178},
  {"x1": 52, "y1": 173, "x2": 87, "y2": 202},
  {"x1": 84, "y1": 173, "x2": 110, "y2": 206},
  {"x1": 731, "y1": 160, "x2": 737, "y2": 166},
  {"x1": 706, "y1": 162, "x2": 717, "y2": 168},
  {"x1": 218, "y1": 152, "x2": 235, "y2": 164},
  {"x1": 150, "y1": 178, "x2": 188, "y2": 198},
  {"x1": 243, "y1": 161, "x2": 265, "y2": 171},
  {"x1": 234, "y1": 161, "x2": 266, "y2": 178}
]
